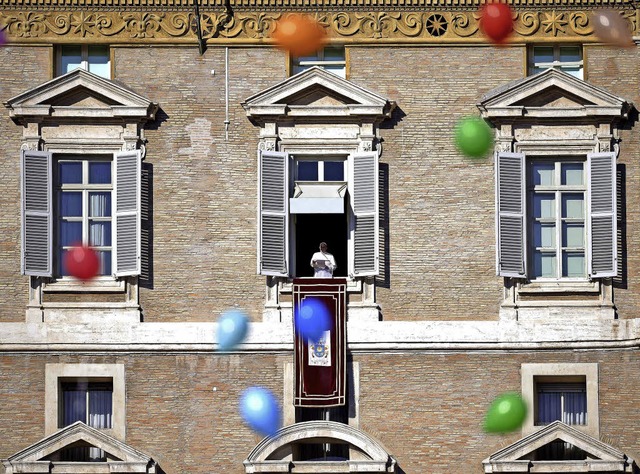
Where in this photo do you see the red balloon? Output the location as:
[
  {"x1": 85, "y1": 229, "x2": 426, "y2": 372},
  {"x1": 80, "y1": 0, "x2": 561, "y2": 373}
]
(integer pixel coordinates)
[
  {"x1": 272, "y1": 14, "x2": 327, "y2": 58},
  {"x1": 64, "y1": 244, "x2": 100, "y2": 280},
  {"x1": 480, "y1": 3, "x2": 514, "y2": 45}
]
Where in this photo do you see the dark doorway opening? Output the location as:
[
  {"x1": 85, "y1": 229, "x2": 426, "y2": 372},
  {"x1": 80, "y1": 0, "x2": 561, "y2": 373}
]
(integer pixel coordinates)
[{"x1": 295, "y1": 213, "x2": 348, "y2": 278}]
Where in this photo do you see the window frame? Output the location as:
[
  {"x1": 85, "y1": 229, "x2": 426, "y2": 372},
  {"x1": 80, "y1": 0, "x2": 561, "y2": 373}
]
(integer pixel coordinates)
[
  {"x1": 55, "y1": 155, "x2": 114, "y2": 279},
  {"x1": 290, "y1": 46, "x2": 347, "y2": 79},
  {"x1": 528, "y1": 44, "x2": 584, "y2": 79},
  {"x1": 534, "y1": 379, "x2": 587, "y2": 427},
  {"x1": 45, "y1": 364, "x2": 125, "y2": 440},
  {"x1": 294, "y1": 156, "x2": 348, "y2": 183},
  {"x1": 527, "y1": 157, "x2": 587, "y2": 281},
  {"x1": 60, "y1": 379, "x2": 114, "y2": 429},
  {"x1": 56, "y1": 44, "x2": 111, "y2": 79},
  {"x1": 521, "y1": 363, "x2": 598, "y2": 437}
]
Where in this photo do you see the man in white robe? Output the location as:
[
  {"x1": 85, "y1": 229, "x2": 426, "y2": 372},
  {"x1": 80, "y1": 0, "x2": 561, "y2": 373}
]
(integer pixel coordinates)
[{"x1": 310, "y1": 242, "x2": 336, "y2": 278}]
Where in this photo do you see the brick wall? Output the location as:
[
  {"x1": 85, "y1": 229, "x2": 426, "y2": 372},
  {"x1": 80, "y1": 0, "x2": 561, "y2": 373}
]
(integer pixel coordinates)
[
  {"x1": 1, "y1": 350, "x2": 639, "y2": 473},
  {"x1": 0, "y1": 46, "x2": 52, "y2": 322}
]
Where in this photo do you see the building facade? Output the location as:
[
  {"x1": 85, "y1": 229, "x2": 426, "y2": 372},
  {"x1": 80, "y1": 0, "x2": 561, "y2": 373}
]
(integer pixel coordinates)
[{"x1": 1, "y1": 1, "x2": 640, "y2": 472}]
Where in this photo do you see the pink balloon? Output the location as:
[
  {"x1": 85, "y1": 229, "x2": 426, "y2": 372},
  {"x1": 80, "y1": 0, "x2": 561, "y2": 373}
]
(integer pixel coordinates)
[{"x1": 592, "y1": 10, "x2": 634, "y2": 48}]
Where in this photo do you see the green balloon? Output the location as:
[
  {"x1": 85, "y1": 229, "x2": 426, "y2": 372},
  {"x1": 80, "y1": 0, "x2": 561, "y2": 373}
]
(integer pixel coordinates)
[
  {"x1": 455, "y1": 117, "x2": 493, "y2": 158},
  {"x1": 484, "y1": 392, "x2": 527, "y2": 433}
]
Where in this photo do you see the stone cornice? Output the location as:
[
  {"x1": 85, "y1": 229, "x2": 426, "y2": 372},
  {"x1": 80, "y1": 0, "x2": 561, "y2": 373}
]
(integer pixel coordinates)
[{"x1": 0, "y1": 8, "x2": 637, "y2": 43}]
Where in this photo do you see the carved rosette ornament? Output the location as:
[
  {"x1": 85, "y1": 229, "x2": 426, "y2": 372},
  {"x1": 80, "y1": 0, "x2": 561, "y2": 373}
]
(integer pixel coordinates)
[{"x1": 0, "y1": 9, "x2": 636, "y2": 43}]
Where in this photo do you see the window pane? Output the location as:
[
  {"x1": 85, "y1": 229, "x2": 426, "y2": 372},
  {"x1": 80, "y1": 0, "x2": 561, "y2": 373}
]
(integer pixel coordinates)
[
  {"x1": 88, "y1": 389, "x2": 113, "y2": 429},
  {"x1": 563, "y1": 251, "x2": 585, "y2": 277},
  {"x1": 90, "y1": 221, "x2": 112, "y2": 247},
  {"x1": 89, "y1": 192, "x2": 111, "y2": 217},
  {"x1": 324, "y1": 161, "x2": 344, "y2": 181},
  {"x1": 60, "y1": 45, "x2": 82, "y2": 74},
  {"x1": 323, "y1": 47, "x2": 345, "y2": 61},
  {"x1": 561, "y1": 66, "x2": 583, "y2": 79},
  {"x1": 531, "y1": 66, "x2": 547, "y2": 75},
  {"x1": 559, "y1": 46, "x2": 581, "y2": 63},
  {"x1": 60, "y1": 221, "x2": 82, "y2": 247},
  {"x1": 60, "y1": 192, "x2": 83, "y2": 217},
  {"x1": 59, "y1": 162, "x2": 82, "y2": 184},
  {"x1": 534, "y1": 252, "x2": 556, "y2": 278},
  {"x1": 60, "y1": 249, "x2": 70, "y2": 276},
  {"x1": 63, "y1": 389, "x2": 86, "y2": 426},
  {"x1": 533, "y1": 194, "x2": 556, "y2": 219},
  {"x1": 297, "y1": 161, "x2": 318, "y2": 181},
  {"x1": 533, "y1": 46, "x2": 554, "y2": 64},
  {"x1": 561, "y1": 163, "x2": 583, "y2": 186},
  {"x1": 97, "y1": 250, "x2": 112, "y2": 276},
  {"x1": 89, "y1": 162, "x2": 111, "y2": 184},
  {"x1": 537, "y1": 392, "x2": 562, "y2": 425},
  {"x1": 88, "y1": 45, "x2": 110, "y2": 79},
  {"x1": 324, "y1": 65, "x2": 346, "y2": 78},
  {"x1": 563, "y1": 223, "x2": 584, "y2": 248},
  {"x1": 563, "y1": 391, "x2": 587, "y2": 425},
  {"x1": 562, "y1": 193, "x2": 584, "y2": 219},
  {"x1": 534, "y1": 223, "x2": 556, "y2": 248},
  {"x1": 532, "y1": 163, "x2": 555, "y2": 186}
]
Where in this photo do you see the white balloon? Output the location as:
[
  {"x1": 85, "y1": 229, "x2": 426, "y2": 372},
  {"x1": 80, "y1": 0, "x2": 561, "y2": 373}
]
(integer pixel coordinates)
[{"x1": 592, "y1": 10, "x2": 634, "y2": 48}]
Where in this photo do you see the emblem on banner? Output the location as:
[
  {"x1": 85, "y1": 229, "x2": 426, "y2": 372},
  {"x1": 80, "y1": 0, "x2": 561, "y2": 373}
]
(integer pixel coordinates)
[{"x1": 308, "y1": 330, "x2": 331, "y2": 367}]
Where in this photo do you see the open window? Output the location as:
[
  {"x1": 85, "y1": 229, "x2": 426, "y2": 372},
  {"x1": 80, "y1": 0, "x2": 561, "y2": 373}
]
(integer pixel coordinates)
[{"x1": 258, "y1": 150, "x2": 378, "y2": 279}]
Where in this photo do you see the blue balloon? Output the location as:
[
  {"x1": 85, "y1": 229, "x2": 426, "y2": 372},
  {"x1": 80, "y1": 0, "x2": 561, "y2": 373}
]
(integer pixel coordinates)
[
  {"x1": 217, "y1": 309, "x2": 249, "y2": 351},
  {"x1": 295, "y1": 297, "x2": 331, "y2": 342},
  {"x1": 239, "y1": 387, "x2": 282, "y2": 437}
]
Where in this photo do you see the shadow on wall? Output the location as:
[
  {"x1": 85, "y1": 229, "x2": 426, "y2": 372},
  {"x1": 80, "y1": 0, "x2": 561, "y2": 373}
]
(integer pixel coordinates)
[{"x1": 140, "y1": 161, "x2": 153, "y2": 290}]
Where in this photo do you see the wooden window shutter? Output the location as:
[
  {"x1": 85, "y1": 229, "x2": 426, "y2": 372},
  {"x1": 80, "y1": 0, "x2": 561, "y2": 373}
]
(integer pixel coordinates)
[
  {"x1": 587, "y1": 152, "x2": 617, "y2": 278},
  {"x1": 21, "y1": 150, "x2": 53, "y2": 277},
  {"x1": 114, "y1": 150, "x2": 141, "y2": 277},
  {"x1": 258, "y1": 150, "x2": 290, "y2": 276},
  {"x1": 496, "y1": 152, "x2": 526, "y2": 278},
  {"x1": 348, "y1": 151, "x2": 379, "y2": 277}
]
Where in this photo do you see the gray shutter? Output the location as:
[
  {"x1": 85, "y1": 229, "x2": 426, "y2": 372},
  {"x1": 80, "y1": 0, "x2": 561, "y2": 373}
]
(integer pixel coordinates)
[
  {"x1": 348, "y1": 151, "x2": 379, "y2": 276},
  {"x1": 496, "y1": 152, "x2": 526, "y2": 278},
  {"x1": 258, "y1": 150, "x2": 289, "y2": 276},
  {"x1": 114, "y1": 150, "x2": 141, "y2": 277},
  {"x1": 588, "y1": 152, "x2": 617, "y2": 278},
  {"x1": 21, "y1": 150, "x2": 53, "y2": 277}
]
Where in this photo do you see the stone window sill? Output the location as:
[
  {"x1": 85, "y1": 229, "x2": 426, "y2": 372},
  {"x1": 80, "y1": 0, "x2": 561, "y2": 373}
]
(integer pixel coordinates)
[
  {"x1": 518, "y1": 280, "x2": 600, "y2": 294},
  {"x1": 42, "y1": 278, "x2": 125, "y2": 293},
  {"x1": 281, "y1": 278, "x2": 362, "y2": 293}
]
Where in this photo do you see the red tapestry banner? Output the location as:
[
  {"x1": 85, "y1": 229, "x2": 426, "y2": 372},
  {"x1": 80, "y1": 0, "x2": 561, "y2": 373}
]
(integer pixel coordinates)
[{"x1": 293, "y1": 278, "x2": 347, "y2": 407}]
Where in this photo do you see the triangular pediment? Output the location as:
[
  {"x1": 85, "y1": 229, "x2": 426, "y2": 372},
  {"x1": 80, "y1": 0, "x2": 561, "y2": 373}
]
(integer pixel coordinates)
[
  {"x1": 3, "y1": 422, "x2": 153, "y2": 465},
  {"x1": 242, "y1": 66, "x2": 394, "y2": 121},
  {"x1": 478, "y1": 69, "x2": 631, "y2": 122},
  {"x1": 483, "y1": 421, "x2": 634, "y2": 473},
  {"x1": 4, "y1": 68, "x2": 157, "y2": 122}
]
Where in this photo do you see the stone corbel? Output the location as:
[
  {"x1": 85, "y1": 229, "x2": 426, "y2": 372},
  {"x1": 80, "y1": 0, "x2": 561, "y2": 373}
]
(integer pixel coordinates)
[
  {"x1": 596, "y1": 123, "x2": 613, "y2": 153},
  {"x1": 496, "y1": 124, "x2": 514, "y2": 153}
]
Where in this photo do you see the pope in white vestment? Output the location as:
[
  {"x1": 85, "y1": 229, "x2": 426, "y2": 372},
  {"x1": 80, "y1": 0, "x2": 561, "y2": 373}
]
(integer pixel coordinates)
[{"x1": 310, "y1": 242, "x2": 336, "y2": 277}]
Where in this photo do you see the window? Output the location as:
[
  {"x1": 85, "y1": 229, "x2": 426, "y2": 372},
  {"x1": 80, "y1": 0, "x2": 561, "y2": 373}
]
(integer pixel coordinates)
[
  {"x1": 496, "y1": 152, "x2": 616, "y2": 281},
  {"x1": 56, "y1": 157, "x2": 113, "y2": 277},
  {"x1": 21, "y1": 150, "x2": 141, "y2": 280},
  {"x1": 296, "y1": 158, "x2": 346, "y2": 182},
  {"x1": 521, "y1": 363, "x2": 599, "y2": 437},
  {"x1": 258, "y1": 150, "x2": 378, "y2": 279},
  {"x1": 528, "y1": 45, "x2": 583, "y2": 79},
  {"x1": 61, "y1": 380, "x2": 113, "y2": 429},
  {"x1": 529, "y1": 159, "x2": 586, "y2": 279},
  {"x1": 535, "y1": 380, "x2": 587, "y2": 426},
  {"x1": 295, "y1": 406, "x2": 349, "y2": 460},
  {"x1": 58, "y1": 45, "x2": 110, "y2": 79},
  {"x1": 292, "y1": 46, "x2": 346, "y2": 78},
  {"x1": 60, "y1": 380, "x2": 113, "y2": 461},
  {"x1": 45, "y1": 364, "x2": 125, "y2": 440}
]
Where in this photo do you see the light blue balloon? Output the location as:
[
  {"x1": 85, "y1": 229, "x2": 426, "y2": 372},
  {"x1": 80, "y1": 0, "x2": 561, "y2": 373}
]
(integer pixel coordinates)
[
  {"x1": 217, "y1": 309, "x2": 249, "y2": 351},
  {"x1": 295, "y1": 297, "x2": 331, "y2": 342},
  {"x1": 240, "y1": 387, "x2": 282, "y2": 437}
]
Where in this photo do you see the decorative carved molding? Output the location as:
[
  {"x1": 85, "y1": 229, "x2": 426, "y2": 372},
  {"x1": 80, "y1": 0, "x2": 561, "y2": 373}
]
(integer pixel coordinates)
[
  {"x1": 1, "y1": 0, "x2": 636, "y2": 10},
  {"x1": 258, "y1": 140, "x2": 276, "y2": 152},
  {"x1": 20, "y1": 141, "x2": 40, "y2": 151},
  {"x1": 0, "y1": 9, "x2": 636, "y2": 43}
]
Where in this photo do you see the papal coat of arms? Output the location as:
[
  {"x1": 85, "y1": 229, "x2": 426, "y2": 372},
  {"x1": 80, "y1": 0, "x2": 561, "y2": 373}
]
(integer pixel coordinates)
[{"x1": 308, "y1": 330, "x2": 331, "y2": 367}]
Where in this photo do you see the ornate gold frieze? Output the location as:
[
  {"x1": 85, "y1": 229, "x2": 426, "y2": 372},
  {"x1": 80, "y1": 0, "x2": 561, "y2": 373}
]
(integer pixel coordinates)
[
  {"x1": 0, "y1": 9, "x2": 637, "y2": 43},
  {"x1": 0, "y1": 0, "x2": 637, "y2": 10}
]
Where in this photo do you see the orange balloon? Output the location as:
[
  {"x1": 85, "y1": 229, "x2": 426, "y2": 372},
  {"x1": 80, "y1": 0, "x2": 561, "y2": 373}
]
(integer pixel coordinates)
[
  {"x1": 272, "y1": 14, "x2": 327, "y2": 58},
  {"x1": 592, "y1": 10, "x2": 634, "y2": 48}
]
